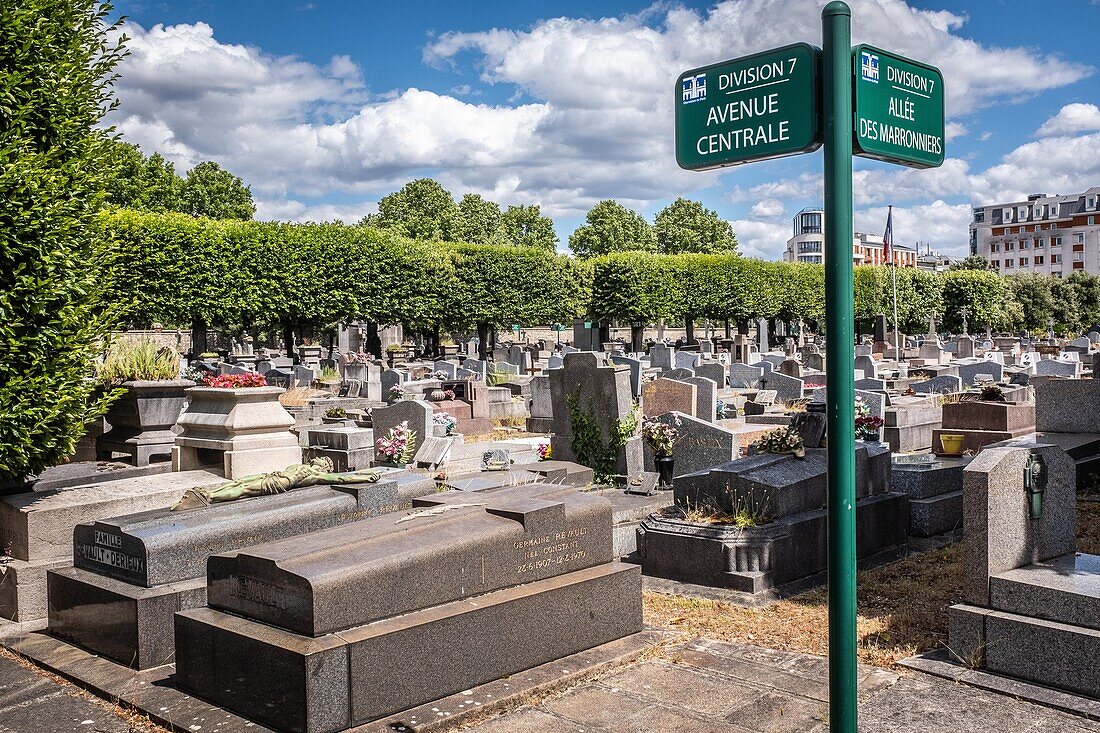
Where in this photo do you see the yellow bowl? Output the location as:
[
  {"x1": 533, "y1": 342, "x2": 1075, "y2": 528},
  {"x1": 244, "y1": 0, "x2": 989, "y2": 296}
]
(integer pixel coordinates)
[{"x1": 939, "y1": 434, "x2": 965, "y2": 455}]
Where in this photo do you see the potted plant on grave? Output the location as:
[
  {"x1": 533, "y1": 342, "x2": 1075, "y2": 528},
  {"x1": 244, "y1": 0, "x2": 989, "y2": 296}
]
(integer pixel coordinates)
[
  {"x1": 95, "y1": 339, "x2": 194, "y2": 464},
  {"x1": 323, "y1": 406, "x2": 348, "y2": 424},
  {"x1": 854, "y1": 398, "x2": 883, "y2": 443},
  {"x1": 318, "y1": 365, "x2": 342, "y2": 394},
  {"x1": 751, "y1": 426, "x2": 806, "y2": 459},
  {"x1": 642, "y1": 415, "x2": 681, "y2": 488},
  {"x1": 375, "y1": 421, "x2": 416, "y2": 468},
  {"x1": 979, "y1": 385, "x2": 1007, "y2": 402}
]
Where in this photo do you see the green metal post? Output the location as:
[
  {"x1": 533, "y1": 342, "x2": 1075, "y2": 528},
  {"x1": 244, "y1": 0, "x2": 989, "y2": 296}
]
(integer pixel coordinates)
[{"x1": 822, "y1": 3, "x2": 857, "y2": 733}]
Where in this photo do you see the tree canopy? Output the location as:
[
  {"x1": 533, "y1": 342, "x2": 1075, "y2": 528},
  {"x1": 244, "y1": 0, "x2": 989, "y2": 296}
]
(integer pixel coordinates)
[
  {"x1": 569, "y1": 200, "x2": 657, "y2": 258},
  {"x1": 654, "y1": 198, "x2": 738, "y2": 255}
]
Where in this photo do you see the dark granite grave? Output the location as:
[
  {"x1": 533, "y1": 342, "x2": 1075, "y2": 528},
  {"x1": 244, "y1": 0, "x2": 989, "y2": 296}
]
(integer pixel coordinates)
[
  {"x1": 47, "y1": 470, "x2": 436, "y2": 669},
  {"x1": 174, "y1": 484, "x2": 642, "y2": 732},
  {"x1": 638, "y1": 444, "x2": 907, "y2": 597}
]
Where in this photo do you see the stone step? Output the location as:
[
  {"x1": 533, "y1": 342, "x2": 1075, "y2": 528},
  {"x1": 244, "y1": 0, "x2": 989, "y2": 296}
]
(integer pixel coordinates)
[
  {"x1": 907, "y1": 490, "x2": 962, "y2": 538},
  {"x1": 950, "y1": 602, "x2": 1100, "y2": 699},
  {"x1": 989, "y1": 553, "x2": 1100, "y2": 632}
]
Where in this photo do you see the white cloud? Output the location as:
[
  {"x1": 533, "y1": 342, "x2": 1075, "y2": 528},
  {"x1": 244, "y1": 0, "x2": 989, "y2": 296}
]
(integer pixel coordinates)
[
  {"x1": 255, "y1": 198, "x2": 377, "y2": 224},
  {"x1": 108, "y1": 3, "x2": 1094, "y2": 246},
  {"x1": 945, "y1": 122, "x2": 967, "y2": 141},
  {"x1": 855, "y1": 200, "x2": 973, "y2": 257},
  {"x1": 731, "y1": 219, "x2": 792, "y2": 259},
  {"x1": 1036, "y1": 103, "x2": 1100, "y2": 137},
  {"x1": 750, "y1": 198, "x2": 787, "y2": 218}
]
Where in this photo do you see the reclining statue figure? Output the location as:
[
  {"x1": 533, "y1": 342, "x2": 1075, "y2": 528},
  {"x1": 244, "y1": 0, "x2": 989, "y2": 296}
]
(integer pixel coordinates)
[{"x1": 173, "y1": 457, "x2": 383, "y2": 510}]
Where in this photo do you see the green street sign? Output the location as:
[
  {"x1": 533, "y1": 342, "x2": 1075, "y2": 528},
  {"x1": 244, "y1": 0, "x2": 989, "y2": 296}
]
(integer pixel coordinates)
[
  {"x1": 675, "y1": 43, "x2": 822, "y2": 171},
  {"x1": 852, "y1": 44, "x2": 944, "y2": 168}
]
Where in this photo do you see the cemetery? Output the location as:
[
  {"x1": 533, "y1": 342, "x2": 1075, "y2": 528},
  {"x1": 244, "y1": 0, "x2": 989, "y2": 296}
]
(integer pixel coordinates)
[
  {"x1": 5, "y1": 2, "x2": 1100, "y2": 732},
  {"x1": 7, "y1": 300, "x2": 1100, "y2": 731}
]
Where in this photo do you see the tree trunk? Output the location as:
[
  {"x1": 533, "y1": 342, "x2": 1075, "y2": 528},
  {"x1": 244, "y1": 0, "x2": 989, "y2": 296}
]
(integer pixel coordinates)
[
  {"x1": 283, "y1": 323, "x2": 295, "y2": 360},
  {"x1": 724, "y1": 319, "x2": 732, "y2": 339},
  {"x1": 598, "y1": 322, "x2": 611, "y2": 349},
  {"x1": 684, "y1": 315, "x2": 695, "y2": 345},
  {"x1": 630, "y1": 324, "x2": 644, "y2": 353},
  {"x1": 190, "y1": 318, "x2": 208, "y2": 357},
  {"x1": 477, "y1": 322, "x2": 490, "y2": 360},
  {"x1": 365, "y1": 322, "x2": 382, "y2": 358}
]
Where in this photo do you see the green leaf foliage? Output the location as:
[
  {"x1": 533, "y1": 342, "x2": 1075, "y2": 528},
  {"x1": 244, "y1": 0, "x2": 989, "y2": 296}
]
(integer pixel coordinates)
[
  {"x1": 569, "y1": 200, "x2": 657, "y2": 258},
  {"x1": 0, "y1": 0, "x2": 126, "y2": 481},
  {"x1": 179, "y1": 161, "x2": 255, "y2": 220},
  {"x1": 653, "y1": 198, "x2": 738, "y2": 255}
]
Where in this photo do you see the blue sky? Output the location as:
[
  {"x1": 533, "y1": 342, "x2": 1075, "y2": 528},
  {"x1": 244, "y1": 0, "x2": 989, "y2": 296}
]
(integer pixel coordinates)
[{"x1": 107, "y1": 0, "x2": 1100, "y2": 258}]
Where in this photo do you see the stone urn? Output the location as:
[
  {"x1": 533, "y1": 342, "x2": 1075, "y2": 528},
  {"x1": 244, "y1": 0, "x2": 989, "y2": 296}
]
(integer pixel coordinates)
[
  {"x1": 173, "y1": 386, "x2": 302, "y2": 478},
  {"x1": 428, "y1": 389, "x2": 448, "y2": 402},
  {"x1": 97, "y1": 379, "x2": 195, "y2": 466}
]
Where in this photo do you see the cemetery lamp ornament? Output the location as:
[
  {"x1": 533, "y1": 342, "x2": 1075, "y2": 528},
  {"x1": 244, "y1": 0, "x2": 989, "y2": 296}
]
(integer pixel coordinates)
[
  {"x1": 173, "y1": 457, "x2": 382, "y2": 510},
  {"x1": 1024, "y1": 452, "x2": 1046, "y2": 520}
]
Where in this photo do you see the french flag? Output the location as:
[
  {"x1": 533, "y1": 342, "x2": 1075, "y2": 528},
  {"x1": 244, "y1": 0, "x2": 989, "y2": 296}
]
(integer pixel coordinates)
[{"x1": 883, "y1": 205, "x2": 893, "y2": 264}]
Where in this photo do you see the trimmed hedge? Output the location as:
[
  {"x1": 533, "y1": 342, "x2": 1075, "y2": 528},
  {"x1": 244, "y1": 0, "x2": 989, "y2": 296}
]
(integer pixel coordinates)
[{"x1": 102, "y1": 210, "x2": 588, "y2": 335}]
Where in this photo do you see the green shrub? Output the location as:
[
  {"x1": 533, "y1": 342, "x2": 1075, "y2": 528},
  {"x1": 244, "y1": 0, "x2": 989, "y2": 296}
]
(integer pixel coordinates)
[{"x1": 0, "y1": 1, "x2": 126, "y2": 482}]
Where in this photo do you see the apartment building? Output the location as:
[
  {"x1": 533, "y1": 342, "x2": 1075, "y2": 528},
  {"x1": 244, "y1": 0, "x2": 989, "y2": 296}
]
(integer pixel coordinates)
[
  {"x1": 783, "y1": 208, "x2": 917, "y2": 267},
  {"x1": 970, "y1": 187, "x2": 1100, "y2": 277}
]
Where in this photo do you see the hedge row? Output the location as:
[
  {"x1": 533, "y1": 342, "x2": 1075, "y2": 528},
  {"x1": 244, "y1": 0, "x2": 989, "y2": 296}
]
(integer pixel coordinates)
[
  {"x1": 104, "y1": 210, "x2": 1095, "y2": 341},
  {"x1": 102, "y1": 210, "x2": 589, "y2": 336}
]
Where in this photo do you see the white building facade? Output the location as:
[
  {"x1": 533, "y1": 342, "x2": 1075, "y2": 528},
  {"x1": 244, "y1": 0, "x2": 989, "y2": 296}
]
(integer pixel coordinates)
[
  {"x1": 970, "y1": 187, "x2": 1100, "y2": 278},
  {"x1": 783, "y1": 208, "x2": 917, "y2": 267}
]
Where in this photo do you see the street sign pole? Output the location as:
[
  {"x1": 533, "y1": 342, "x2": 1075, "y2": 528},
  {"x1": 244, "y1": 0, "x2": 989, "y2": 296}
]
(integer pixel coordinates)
[{"x1": 822, "y1": 3, "x2": 857, "y2": 733}]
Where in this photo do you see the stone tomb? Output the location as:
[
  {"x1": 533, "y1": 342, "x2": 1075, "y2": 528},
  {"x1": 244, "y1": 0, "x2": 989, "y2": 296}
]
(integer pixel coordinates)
[
  {"x1": 932, "y1": 400, "x2": 1035, "y2": 456},
  {"x1": 640, "y1": 412, "x2": 738, "y2": 479},
  {"x1": 46, "y1": 470, "x2": 437, "y2": 669},
  {"x1": 174, "y1": 484, "x2": 642, "y2": 732},
  {"x1": 638, "y1": 444, "x2": 906, "y2": 596},
  {"x1": 947, "y1": 444, "x2": 1100, "y2": 697},
  {"x1": 0, "y1": 471, "x2": 223, "y2": 623},
  {"x1": 172, "y1": 386, "x2": 302, "y2": 479},
  {"x1": 549, "y1": 352, "x2": 643, "y2": 479}
]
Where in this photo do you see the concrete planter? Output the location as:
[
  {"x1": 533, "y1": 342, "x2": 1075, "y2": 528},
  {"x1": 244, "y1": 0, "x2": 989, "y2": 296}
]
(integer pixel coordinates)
[
  {"x1": 172, "y1": 386, "x2": 301, "y2": 478},
  {"x1": 97, "y1": 379, "x2": 195, "y2": 466}
]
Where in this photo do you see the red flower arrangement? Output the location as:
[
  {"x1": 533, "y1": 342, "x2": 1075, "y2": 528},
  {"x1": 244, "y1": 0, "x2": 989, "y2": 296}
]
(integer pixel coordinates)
[{"x1": 202, "y1": 372, "x2": 267, "y2": 388}]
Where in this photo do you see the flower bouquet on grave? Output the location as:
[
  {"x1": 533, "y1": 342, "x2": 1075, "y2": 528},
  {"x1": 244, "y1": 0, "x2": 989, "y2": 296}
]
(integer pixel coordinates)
[
  {"x1": 343, "y1": 351, "x2": 373, "y2": 365},
  {"x1": 387, "y1": 384, "x2": 404, "y2": 402},
  {"x1": 375, "y1": 421, "x2": 416, "y2": 466},
  {"x1": 203, "y1": 372, "x2": 267, "y2": 388},
  {"x1": 855, "y1": 414, "x2": 884, "y2": 441},
  {"x1": 432, "y1": 411, "x2": 457, "y2": 436},
  {"x1": 642, "y1": 416, "x2": 682, "y2": 488},
  {"x1": 537, "y1": 442, "x2": 552, "y2": 461},
  {"x1": 752, "y1": 426, "x2": 806, "y2": 459},
  {"x1": 430, "y1": 370, "x2": 450, "y2": 381}
]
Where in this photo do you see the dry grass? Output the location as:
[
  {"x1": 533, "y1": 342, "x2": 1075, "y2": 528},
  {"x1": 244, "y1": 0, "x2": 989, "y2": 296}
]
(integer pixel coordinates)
[
  {"x1": 645, "y1": 542, "x2": 964, "y2": 669},
  {"x1": 279, "y1": 386, "x2": 331, "y2": 407},
  {"x1": 645, "y1": 503, "x2": 1100, "y2": 670}
]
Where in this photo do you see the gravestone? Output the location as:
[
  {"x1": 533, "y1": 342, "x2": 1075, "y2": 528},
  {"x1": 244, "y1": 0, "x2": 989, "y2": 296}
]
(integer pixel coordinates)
[
  {"x1": 695, "y1": 361, "x2": 726, "y2": 388},
  {"x1": 666, "y1": 367, "x2": 695, "y2": 381},
  {"x1": 47, "y1": 470, "x2": 436, "y2": 669},
  {"x1": 1035, "y1": 358, "x2": 1080, "y2": 378},
  {"x1": 853, "y1": 378, "x2": 886, "y2": 392},
  {"x1": 380, "y1": 369, "x2": 404, "y2": 397},
  {"x1": 778, "y1": 358, "x2": 803, "y2": 378},
  {"x1": 549, "y1": 352, "x2": 642, "y2": 479},
  {"x1": 527, "y1": 375, "x2": 553, "y2": 433},
  {"x1": 956, "y1": 359, "x2": 1003, "y2": 386},
  {"x1": 460, "y1": 358, "x2": 488, "y2": 381},
  {"x1": 174, "y1": 485, "x2": 642, "y2": 732},
  {"x1": 370, "y1": 400, "x2": 433, "y2": 462},
  {"x1": 685, "y1": 376, "x2": 718, "y2": 424},
  {"x1": 918, "y1": 341, "x2": 945, "y2": 364},
  {"x1": 804, "y1": 352, "x2": 826, "y2": 372},
  {"x1": 642, "y1": 378, "x2": 698, "y2": 419},
  {"x1": 728, "y1": 363, "x2": 763, "y2": 389},
  {"x1": 910, "y1": 375, "x2": 962, "y2": 394},
  {"x1": 674, "y1": 351, "x2": 700, "y2": 371},
  {"x1": 608, "y1": 354, "x2": 643, "y2": 398},
  {"x1": 642, "y1": 412, "x2": 737, "y2": 478},
  {"x1": 757, "y1": 318, "x2": 770, "y2": 350},
  {"x1": 699, "y1": 340, "x2": 714, "y2": 355},
  {"x1": 547, "y1": 354, "x2": 564, "y2": 369},
  {"x1": 854, "y1": 354, "x2": 878, "y2": 379},
  {"x1": 758, "y1": 370, "x2": 803, "y2": 403},
  {"x1": 432, "y1": 361, "x2": 457, "y2": 379},
  {"x1": 649, "y1": 344, "x2": 673, "y2": 370},
  {"x1": 957, "y1": 335, "x2": 976, "y2": 359}
]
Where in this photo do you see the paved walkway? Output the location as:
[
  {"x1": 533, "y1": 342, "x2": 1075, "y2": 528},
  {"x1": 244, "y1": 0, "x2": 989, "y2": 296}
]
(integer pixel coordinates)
[
  {"x1": 462, "y1": 638, "x2": 1100, "y2": 733},
  {"x1": 0, "y1": 651, "x2": 139, "y2": 733},
  {"x1": 5, "y1": 635, "x2": 1100, "y2": 733}
]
